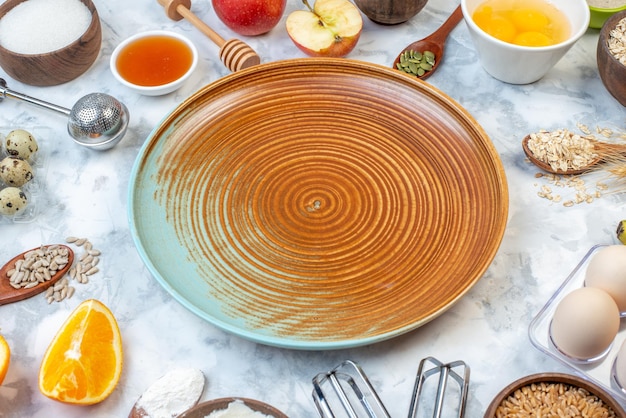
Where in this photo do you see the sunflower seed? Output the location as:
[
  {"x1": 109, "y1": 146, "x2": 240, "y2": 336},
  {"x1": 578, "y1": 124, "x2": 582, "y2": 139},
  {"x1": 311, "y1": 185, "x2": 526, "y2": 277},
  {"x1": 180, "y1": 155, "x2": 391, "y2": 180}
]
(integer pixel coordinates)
[{"x1": 73, "y1": 238, "x2": 87, "y2": 246}]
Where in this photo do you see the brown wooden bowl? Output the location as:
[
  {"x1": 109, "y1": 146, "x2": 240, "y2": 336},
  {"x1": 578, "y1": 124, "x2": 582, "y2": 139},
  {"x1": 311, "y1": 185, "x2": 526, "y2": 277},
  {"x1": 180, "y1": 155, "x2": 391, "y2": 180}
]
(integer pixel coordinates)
[
  {"x1": 353, "y1": 0, "x2": 429, "y2": 24},
  {"x1": 0, "y1": 0, "x2": 101, "y2": 86},
  {"x1": 598, "y1": 9, "x2": 626, "y2": 107},
  {"x1": 484, "y1": 373, "x2": 626, "y2": 417},
  {"x1": 178, "y1": 397, "x2": 288, "y2": 418}
]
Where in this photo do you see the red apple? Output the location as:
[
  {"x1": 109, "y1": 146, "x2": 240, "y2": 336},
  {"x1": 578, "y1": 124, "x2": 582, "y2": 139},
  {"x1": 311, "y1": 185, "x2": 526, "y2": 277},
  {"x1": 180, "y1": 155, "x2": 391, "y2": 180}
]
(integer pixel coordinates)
[
  {"x1": 212, "y1": 0, "x2": 287, "y2": 36},
  {"x1": 286, "y1": 0, "x2": 363, "y2": 57}
]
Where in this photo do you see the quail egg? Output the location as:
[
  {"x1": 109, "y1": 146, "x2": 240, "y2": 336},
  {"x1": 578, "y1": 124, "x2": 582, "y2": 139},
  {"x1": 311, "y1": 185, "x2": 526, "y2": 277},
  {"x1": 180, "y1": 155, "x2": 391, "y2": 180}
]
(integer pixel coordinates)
[
  {"x1": 4, "y1": 129, "x2": 38, "y2": 160},
  {"x1": 550, "y1": 287, "x2": 620, "y2": 361},
  {"x1": 0, "y1": 187, "x2": 28, "y2": 216},
  {"x1": 0, "y1": 156, "x2": 34, "y2": 187},
  {"x1": 585, "y1": 245, "x2": 626, "y2": 313}
]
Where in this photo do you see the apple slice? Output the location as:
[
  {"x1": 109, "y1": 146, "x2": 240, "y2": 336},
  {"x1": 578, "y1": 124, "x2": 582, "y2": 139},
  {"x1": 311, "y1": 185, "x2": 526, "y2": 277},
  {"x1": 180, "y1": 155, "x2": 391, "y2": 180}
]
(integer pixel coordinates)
[{"x1": 286, "y1": 0, "x2": 363, "y2": 57}]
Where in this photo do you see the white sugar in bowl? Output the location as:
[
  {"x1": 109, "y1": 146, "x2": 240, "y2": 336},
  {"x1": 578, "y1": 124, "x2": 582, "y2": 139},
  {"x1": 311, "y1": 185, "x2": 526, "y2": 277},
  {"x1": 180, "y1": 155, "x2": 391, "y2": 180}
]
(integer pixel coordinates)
[{"x1": 0, "y1": 0, "x2": 102, "y2": 86}]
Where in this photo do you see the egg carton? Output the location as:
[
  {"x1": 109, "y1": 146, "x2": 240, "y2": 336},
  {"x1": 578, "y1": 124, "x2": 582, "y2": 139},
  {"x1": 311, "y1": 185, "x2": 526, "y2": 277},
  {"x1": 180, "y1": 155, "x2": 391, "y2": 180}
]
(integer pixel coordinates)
[
  {"x1": 529, "y1": 244, "x2": 626, "y2": 405},
  {"x1": 0, "y1": 126, "x2": 50, "y2": 224}
]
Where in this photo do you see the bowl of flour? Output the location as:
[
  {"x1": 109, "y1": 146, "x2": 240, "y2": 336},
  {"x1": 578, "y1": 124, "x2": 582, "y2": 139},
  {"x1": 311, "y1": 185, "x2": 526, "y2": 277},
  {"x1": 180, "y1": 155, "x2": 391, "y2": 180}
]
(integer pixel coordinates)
[{"x1": 178, "y1": 397, "x2": 288, "y2": 418}]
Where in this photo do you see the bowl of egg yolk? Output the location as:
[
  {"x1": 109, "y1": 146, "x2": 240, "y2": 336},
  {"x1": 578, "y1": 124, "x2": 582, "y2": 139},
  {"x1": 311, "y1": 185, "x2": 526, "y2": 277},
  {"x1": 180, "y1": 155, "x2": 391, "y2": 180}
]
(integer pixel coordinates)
[
  {"x1": 460, "y1": 0, "x2": 590, "y2": 84},
  {"x1": 110, "y1": 30, "x2": 198, "y2": 96}
]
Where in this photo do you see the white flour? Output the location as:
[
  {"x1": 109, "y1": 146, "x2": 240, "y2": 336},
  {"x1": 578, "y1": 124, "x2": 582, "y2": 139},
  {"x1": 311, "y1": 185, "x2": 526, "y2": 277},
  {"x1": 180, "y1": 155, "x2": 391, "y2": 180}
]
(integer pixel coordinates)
[
  {"x1": 205, "y1": 400, "x2": 273, "y2": 418},
  {"x1": 136, "y1": 368, "x2": 205, "y2": 418}
]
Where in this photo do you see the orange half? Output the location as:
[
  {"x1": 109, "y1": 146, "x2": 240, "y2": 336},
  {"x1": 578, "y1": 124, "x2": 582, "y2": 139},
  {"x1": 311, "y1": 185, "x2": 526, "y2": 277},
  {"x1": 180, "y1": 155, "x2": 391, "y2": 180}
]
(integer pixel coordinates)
[
  {"x1": 38, "y1": 299, "x2": 123, "y2": 405},
  {"x1": 0, "y1": 334, "x2": 9, "y2": 385}
]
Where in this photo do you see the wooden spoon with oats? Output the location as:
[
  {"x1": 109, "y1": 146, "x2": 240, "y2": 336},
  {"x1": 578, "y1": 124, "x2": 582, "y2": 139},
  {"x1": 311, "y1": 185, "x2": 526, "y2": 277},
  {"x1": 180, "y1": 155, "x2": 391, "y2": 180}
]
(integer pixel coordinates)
[
  {"x1": 0, "y1": 245, "x2": 74, "y2": 305},
  {"x1": 522, "y1": 134, "x2": 626, "y2": 175}
]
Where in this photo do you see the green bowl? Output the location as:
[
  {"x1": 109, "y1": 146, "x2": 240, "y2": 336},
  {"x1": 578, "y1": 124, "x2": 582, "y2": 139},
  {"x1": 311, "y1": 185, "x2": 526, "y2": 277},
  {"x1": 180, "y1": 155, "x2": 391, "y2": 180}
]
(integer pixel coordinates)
[{"x1": 589, "y1": 3, "x2": 626, "y2": 29}]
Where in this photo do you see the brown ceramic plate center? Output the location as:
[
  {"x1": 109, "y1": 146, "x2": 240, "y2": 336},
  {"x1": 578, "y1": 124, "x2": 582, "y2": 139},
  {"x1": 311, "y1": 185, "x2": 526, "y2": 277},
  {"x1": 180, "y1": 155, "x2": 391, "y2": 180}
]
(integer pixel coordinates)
[{"x1": 128, "y1": 58, "x2": 509, "y2": 349}]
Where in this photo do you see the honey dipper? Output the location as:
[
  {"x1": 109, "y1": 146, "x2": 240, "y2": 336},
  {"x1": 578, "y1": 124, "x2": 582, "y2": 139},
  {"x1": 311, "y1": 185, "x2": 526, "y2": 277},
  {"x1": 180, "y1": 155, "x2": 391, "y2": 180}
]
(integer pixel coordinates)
[{"x1": 157, "y1": 0, "x2": 261, "y2": 72}]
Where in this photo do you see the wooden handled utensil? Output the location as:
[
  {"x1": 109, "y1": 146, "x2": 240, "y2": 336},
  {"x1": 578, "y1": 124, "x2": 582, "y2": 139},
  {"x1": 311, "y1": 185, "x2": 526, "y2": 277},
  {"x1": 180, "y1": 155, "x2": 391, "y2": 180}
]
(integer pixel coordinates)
[{"x1": 157, "y1": 0, "x2": 261, "y2": 72}]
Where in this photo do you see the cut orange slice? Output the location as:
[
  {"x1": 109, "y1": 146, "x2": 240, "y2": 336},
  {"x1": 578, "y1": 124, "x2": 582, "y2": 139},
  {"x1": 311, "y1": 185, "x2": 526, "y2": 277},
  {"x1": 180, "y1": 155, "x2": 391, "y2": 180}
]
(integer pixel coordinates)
[
  {"x1": 0, "y1": 334, "x2": 9, "y2": 385},
  {"x1": 38, "y1": 299, "x2": 123, "y2": 405}
]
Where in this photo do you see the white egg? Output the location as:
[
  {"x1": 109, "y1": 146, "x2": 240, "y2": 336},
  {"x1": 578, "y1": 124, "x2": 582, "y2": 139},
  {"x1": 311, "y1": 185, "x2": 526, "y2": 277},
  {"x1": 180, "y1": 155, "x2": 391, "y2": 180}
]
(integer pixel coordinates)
[
  {"x1": 550, "y1": 287, "x2": 620, "y2": 361},
  {"x1": 585, "y1": 245, "x2": 626, "y2": 313}
]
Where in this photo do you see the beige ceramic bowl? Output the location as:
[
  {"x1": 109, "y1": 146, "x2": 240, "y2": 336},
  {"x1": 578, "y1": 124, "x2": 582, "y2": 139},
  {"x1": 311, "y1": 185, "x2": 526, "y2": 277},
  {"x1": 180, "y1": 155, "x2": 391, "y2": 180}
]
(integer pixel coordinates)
[
  {"x1": 0, "y1": 0, "x2": 101, "y2": 86},
  {"x1": 484, "y1": 373, "x2": 626, "y2": 417},
  {"x1": 461, "y1": 0, "x2": 590, "y2": 84},
  {"x1": 597, "y1": 9, "x2": 626, "y2": 106}
]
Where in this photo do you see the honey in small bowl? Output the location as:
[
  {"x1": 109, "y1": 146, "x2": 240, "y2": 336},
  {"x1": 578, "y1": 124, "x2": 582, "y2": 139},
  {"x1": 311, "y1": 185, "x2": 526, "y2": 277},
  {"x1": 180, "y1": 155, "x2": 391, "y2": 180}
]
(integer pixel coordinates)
[
  {"x1": 472, "y1": 0, "x2": 570, "y2": 46},
  {"x1": 110, "y1": 30, "x2": 198, "y2": 96}
]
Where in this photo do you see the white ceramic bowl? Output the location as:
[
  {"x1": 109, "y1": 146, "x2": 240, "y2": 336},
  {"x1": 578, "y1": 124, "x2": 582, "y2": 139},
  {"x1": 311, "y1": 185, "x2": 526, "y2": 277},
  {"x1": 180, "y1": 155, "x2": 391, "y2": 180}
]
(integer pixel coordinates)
[
  {"x1": 461, "y1": 0, "x2": 590, "y2": 84},
  {"x1": 110, "y1": 30, "x2": 198, "y2": 96}
]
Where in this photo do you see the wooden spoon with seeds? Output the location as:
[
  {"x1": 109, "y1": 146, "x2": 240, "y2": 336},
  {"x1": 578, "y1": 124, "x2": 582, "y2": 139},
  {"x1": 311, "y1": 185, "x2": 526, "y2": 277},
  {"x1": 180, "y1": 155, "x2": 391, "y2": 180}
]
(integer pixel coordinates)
[
  {"x1": 0, "y1": 245, "x2": 74, "y2": 305},
  {"x1": 522, "y1": 134, "x2": 626, "y2": 175},
  {"x1": 392, "y1": 5, "x2": 463, "y2": 80}
]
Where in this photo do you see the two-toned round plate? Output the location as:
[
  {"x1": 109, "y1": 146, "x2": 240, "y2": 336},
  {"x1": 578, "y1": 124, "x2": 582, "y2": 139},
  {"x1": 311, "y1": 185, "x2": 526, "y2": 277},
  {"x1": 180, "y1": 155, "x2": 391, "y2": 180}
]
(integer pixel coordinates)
[{"x1": 128, "y1": 58, "x2": 508, "y2": 349}]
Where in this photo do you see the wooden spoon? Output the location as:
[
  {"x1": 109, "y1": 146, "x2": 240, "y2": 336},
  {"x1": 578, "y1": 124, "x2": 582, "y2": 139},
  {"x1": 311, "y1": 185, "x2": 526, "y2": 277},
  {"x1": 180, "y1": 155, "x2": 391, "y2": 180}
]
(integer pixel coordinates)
[
  {"x1": 522, "y1": 134, "x2": 626, "y2": 175},
  {"x1": 0, "y1": 245, "x2": 74, "y2": 305},
  {"x1": 157, "y1": 0, "x2": 261, "y2": 72},
  {"x1": 392, "y1": 5, "x2": 463, "y2": 80}
]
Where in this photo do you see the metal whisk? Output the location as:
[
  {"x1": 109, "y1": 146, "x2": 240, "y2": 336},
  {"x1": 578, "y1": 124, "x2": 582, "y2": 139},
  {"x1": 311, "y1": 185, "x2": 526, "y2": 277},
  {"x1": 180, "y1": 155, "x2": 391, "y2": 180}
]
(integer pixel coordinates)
[
  {"x1": 0, "y1": 78, "x2": 129, "y2": 150},
  {"x1": 312, "y1": 357, "x2": 470, "y2": 418},
  {"x1": 313, "y1": 360, "x2": 391, "y2": 418},
  {"x1": 408, "y1": 357, "x2": 470, "y2": 418}
]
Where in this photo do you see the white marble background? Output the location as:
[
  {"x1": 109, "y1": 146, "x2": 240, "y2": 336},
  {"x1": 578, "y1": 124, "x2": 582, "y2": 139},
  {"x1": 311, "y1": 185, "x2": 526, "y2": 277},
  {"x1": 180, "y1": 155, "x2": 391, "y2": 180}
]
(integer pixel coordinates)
[{"x1": 0, "y1": 0, "x2": 625, "y2": 416}]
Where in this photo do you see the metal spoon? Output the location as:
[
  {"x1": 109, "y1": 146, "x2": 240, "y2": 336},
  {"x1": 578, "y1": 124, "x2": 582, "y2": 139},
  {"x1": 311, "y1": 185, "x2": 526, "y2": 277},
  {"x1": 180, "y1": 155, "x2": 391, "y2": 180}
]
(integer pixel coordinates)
[
  {"x1": 0, "y1": 245, "x2": 74, "y2": 305},
  {"x1": 392, "y1": 5, "x2": 463, "y2": 80},
  {"x1": 0, "y1": 78, "x2": 129, "y2": 150},
  {"x1": 522, "y1": 134, "x2": 626, "y2": 175}
]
